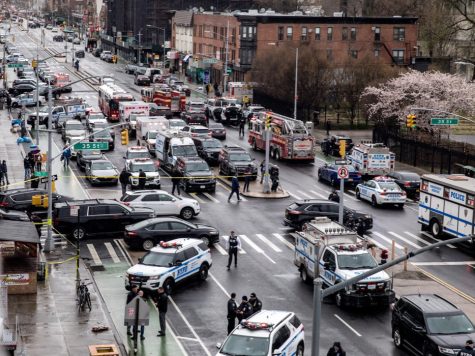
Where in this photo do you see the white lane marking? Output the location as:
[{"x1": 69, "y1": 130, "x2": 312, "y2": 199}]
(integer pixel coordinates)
[
  {"x1": 334, "y1": 314, "x2": 362, "y2": 337},
  {"x1": 169, "y1": 297, "x2": 212, "y2": 356},
  {"x1": 287, "y1": 190, "x2": 303, "y2": 200},
  {"x1": 368, "y1": 238, "x2": 389, "y2": 251},
  {"x1": 113, "y1": 239, "x2": 129, "y2": 261},
  {"x1": 388, "y1": 231, "x2": 420, "y2": 249},
  {"x1": 348, "y1": 190, "x2": 356, "y2": 194},
  {"x1": 256, "y1": 234, "x2": 282, "y2": 252},
  {"x1": 87, "y1": 244, "x2": 102, "y2": 265},
  {"x1": 370, "y1": 232, "x2": 404, "y2": 250},
  {"x1": 104, "y1": 242, "x2": 120, "y2": 263},
  {"x1": 403, "y1": 232, "x2": 432, "y2": 246},
  {"x1": 272, "y1": 233, "x2": 295, "y2": 250},
  {"x1": 222, "y1": 236, "x2": 246, "y2": 254},
  {"x1": 239, "y1": 235, "x2": 276, "y2": 264},
  {"x1": 209, "y1": 272, "x2": 231, "y2": 298},
  {"x1": 412, "y1": 261, "x2": 475, "y2": 266},
  {"x1": 176, "y1": 336, "x2": 199, "y2": 342},
  {"x1": 203, "y1": 192, "x2": 220, "y2": 203},
  {"x1": 189, "y1": 192, "x2": 206, "y2": 204},
  {"x1": 217, "y1": 182, "x2": 231, "y2": 191},
  {"x1": 420, "y1": 231, "x2": 456, "y2": 249},
  {"x1": 213, "y1": 243, "x2": 228, "y2": 255},
  {"x1": 309, "y1": 190, "x2": 327, "y2": 199},
  {"x1": 297, "y1": 190, "x2": 314, "y2": 199}
]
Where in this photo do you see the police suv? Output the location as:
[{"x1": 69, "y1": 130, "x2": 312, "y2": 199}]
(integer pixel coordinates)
[
  {"x1": 216, "y1": 310, "x2": 304, "y2": 356},
  {"x1": 125, "y1": 238, "x2": 212, "y2": 294},
  {"x1": 355, "y1": 176, "x2": 406, "y2": 208},
  {"x1": 125, "y1": 158, "x2": 161, "y2": 189}
]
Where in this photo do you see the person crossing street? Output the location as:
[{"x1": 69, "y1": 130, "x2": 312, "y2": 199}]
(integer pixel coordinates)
[
  {"x1": 226, "y1": 231, "x2": 241, "y2": 270},
  {"x1": 156, "y1": 287, "x2": 168, "y2": 337},
  {"x1": 228, "y1": 176, "x2": 241, "y2": 202},
  {"x1": 119, "y1": 168, "x2": 131, "y2": 197}
]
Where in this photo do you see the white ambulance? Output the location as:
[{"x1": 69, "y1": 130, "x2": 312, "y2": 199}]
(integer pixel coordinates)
[{"x1": 348, "y1": 142, "x2": 395, "y2": 177}]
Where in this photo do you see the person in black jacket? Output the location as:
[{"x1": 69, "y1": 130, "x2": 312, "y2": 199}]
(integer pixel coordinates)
[
  {"x1": 126, "y1": 286, "x2": 139, "y2": 335},
  {"x1": 249, "y1": 293, "x2": 262, "y2": 313},
  {"x1": 156, "y1": 287, "x2": 168, "y2": 336},
  {"x1": 227, "y1": 292, "x2": 238, "y2": 334},
  {"x1": 138, "y1": 169, "x2": 146, "y2": 190},
  {"x1": 171, "y1": 168, "x2": 181, "y2": 196},
  {"x1": 458, "y1": 340, "x2": 475, "y2": 356},
  {"x1": 327, "y1": 341, "x2": 346, "y2": 356},
  {"x1": 119, "y1": 168, "x2": 131, "y2": 197},
  {"x1": 236, "y1": 296, "x2": 253, "y2": 323}
]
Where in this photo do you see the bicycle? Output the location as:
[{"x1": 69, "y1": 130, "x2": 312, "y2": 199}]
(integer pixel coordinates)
[{"x1": 77, "y1": 279, "x2": 92, "y2": 311}]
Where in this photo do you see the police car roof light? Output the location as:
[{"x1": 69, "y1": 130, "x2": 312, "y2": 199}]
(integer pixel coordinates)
[
  {"x1": 159, "y1": 241, "x2": 182, "y2": 248},
  {"x1": 241, "y1": 320, "x2": 274, "y2": 330}
]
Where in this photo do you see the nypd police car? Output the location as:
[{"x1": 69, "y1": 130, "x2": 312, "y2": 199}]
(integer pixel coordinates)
[
  {"x1": 125, "y1": 238, "x2": 212, "y2": 294},
  {"x1": 216, "y1": 310, "x2": 304, "y2": 356},
  {"x1": 126, "y1": 158, "x2": 161, "y2": 189},
  {"x1": 355, "y1": 176, "x2": 406, "y2": 208}
]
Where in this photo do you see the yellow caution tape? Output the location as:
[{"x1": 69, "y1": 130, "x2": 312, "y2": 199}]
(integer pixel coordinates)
[{"x1": 45, "y1": 255, "x2": 79, "y2": 265}]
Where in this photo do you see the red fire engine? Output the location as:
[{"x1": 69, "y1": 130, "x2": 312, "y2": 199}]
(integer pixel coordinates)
[
  {"x1": 248, "y1": 112, "x2": 315, "y2": 162},
  {"x1": 141, "y1": 87, "x2": 186, "y2": 113}
]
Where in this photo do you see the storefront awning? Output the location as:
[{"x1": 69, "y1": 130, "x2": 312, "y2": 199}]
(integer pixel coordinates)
[{"x1": 0, "y1": 220, "x2": 39, "y2": 244}]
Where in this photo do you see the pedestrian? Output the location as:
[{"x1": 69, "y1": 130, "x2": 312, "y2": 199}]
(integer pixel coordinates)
[
  {"x1": 156, "y1": 287, "x2": 168, "y2": 337},
  {"x1": 236, "y1": 296, "x2": 253, "y2": 323},
  {"x1": 259, "y1": 160, "x2": 265, "y2": 184},
  {"x1": 138, "y1": 169, "x2": 146, "y2": 190},
  {"x1": 119, "y1": 168, "x2": 131, "y2": 197},
  {"x1": 62, "y1": 145, "x2": 71, "y2": 168},
  {"x1": 171, "y1": 168, "x2": 181, "y2": 196},
  {"x1": 228, "y1": 176, "x2": 241, "y2": 202},
  {"x1": 0, "y1": 160, "x2": 8, "y2": 186},
  {"x1": 205, "y1": 84, "x2": 210, "y2": 96},
  {"x1": 131, "y1": 290, "x2": 146, "y2": 340},
  {"x1": 457, "y1": 340, "x2": 475, "y2": 356},
  {"x1": 23, "y1": 157, "x2": 31, "y2": 181},
  {"x1": 35, "y1": 152, "x2": 42, "y2": 172},
  {"x1": 238, "y1": 113, "x2": 245, "y2": 138},
  {"x1": 243, "y1": 164, "x2": 252, "y2": 193},
  {"x1": 74, "y1": 59, "x2": 79, "y2": 71},
  {"x1": 126, "y1": 285, "x2": 139, "y2": 336},
  {"x1": 226, "y1": 231, "x2": 241, "y2": 270},
  {"x1": 327, "y1": 341, "x2": 346, "y2": 356},
  {"x1": 6, "y1": 95, "x2": 11, "y2": 113},
  {"x1": 30, "y1": 172, "x2": 39, "y2": 188},
  {"x1": 248, "y1": 293, "x2": 262, "y2": 313},
  {"x1": 326, "y1": 120, "x2": 331, "y2": 136},
  {"x1": 227, "y1": 292, "x2": 238, "y2": 334},
  {"x1": 0, "y1": 163, "x2": 4, "y2": 188}
]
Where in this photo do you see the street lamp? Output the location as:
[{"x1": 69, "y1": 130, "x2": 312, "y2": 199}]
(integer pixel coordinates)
[
  {"x1": 146, "y1": 24, "x2": 166, "y2": 69},
  {"x1": 204, "y1": 20, "x2": 230, "y2": 95}
]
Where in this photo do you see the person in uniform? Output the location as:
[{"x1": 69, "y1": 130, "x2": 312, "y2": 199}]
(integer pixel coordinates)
[
  {"x1": 236, "y1": 296, "x2": 253, "y2": 323},
  {"x1": 227, "y1": 292, "x2": 238, "y2": 334},
  {"x1": 457, "y1": 340, "x2": 475, "y2": 356},
  {"x1": 249, "y1": 293, "x2": 262, "y2": 313},
  {"x1": 138, "y1": 169, "x2": 146, "y2": 190},
  {"x1": 226, "y1": 231, "x2": 241, "y2": 270}
]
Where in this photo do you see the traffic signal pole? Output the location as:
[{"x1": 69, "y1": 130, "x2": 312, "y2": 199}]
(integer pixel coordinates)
[{"x1": 338, "y1": 140, "x2": 346, "y2": 224}]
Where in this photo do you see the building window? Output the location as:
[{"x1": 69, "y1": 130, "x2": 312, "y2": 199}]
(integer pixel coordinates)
[
  {"x1": 278, "y1": 26, "x2": 284, "y2": 40},
  {"x1": 198, "y1": 43, "x2": 202, "y2": 54},
  {"x1": 301, "y1": 26, "x2": 308, "y2": 40},
  {"x1": 287, "y1": 26, "x2": 293, "y2": 40},
  {"x1": 327, "y1": 27, "x2": 333, "y2": 41},
  {"x1": 350, "y1": 49, "x2": 358, "y2": 58},
  {"x1": 315, "y1": 27, "x2": 320, "y2": 40},
  {"x1": 326, "y1": 49, "x2": 333, "y2": 61},
  {"x1": 231, "y1": 28, "x2": 236, "y2": 44},
  {"x1": 393, "y1": 27, "x2": 405, "y2": 41},
  {"x1": 242, "y1": 26, "x2": 247, "y2": 39},
  {"x1": 374, "y1": 48, "x2": 380, "y2": 57},
  {"x1": 231, "y1": 50, "x2": 235, "y2": 62},
  {"x1": 193, "y1": 43, "x2": 196, "y2": 54},
  {"x1": 213, "y1": 26, "x2": 218, "y2": 39},
  {"x1": 342, "y1": 27, "x2": 348, "y2": 40},
  {"x1": 392, "y1": 49, "x2": 405, "y2": 64},
  {"x1": 374, "y1": 27, "x2": 381, "y2": 41},
  {"x1": 350, "y1": 27, "x2": 357, "y2": 41},
  {"x1": 241, "y1": 48, "x2": 254, "y2": 65},
  {"x1": 199, "y1": 25, "x2": 203, "y2": 37}
]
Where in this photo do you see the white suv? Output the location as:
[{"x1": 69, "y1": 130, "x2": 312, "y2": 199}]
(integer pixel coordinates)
[
  {"x1": 124, "y1": 146, "x2": 150, "y2": 166},
  {"x1": 217, "y1": 310, "x2": 305, "y2": 356},
  {"x1": 125, "y1": 238, "x2": 212, "y2": 294},
  {"x1": 121, "y1": 190, "x2": 200, "y2": 220}
]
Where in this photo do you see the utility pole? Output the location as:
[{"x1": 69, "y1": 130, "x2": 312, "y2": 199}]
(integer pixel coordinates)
[
  {"x1": 43, "y1": 83, "x2": 54, "y2": 252},
  {"x1": 137, "y1": 31, "x2": 142, "y2": 64},
  {"x1": 223, "y1": 19, "x2": 229, "y2": 96},
  {"x1": 293, "y1": 48, "x2": 298, "y2": 120},
  {"x1": 163, "y1": 28, "x2": 166, "y2": 70},
  {"x1": 35, "y1": 49, "x2": 40, "y2": 145},
  {"x1": 263, "y1": 116, "x2": 271, "y2": 193}
]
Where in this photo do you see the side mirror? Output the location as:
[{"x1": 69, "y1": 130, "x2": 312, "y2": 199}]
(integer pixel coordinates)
[
  {"x1": 175, "y1": 261, "x2": 182, "y2": 266},
  {"x1": 138, "y1": 257, "x2": 143, "y2": 263},
  {"x1": 171, "y1": 198, "x2": 176, "y2": 202},
  {"x1": 323, "y1": 261, "x2": 330, "y2": 270},
  {"x1": 216, "y1": 343, "x2": 222, "y2": 349},
  {"x1": 186, "y1": 227, "x2": 191, "y2": 232},
  {"x1": 123, "y1": 156, "x2": 126, "y2": 159}
]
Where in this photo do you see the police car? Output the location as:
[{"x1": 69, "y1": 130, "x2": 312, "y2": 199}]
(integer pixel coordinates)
[
  {"x1": 125, "y1": 238, "x2": 212, "y2": 294},
  {"x1": 216, "y1": 310, "x2": 305, "y2": 356},
  {"x1": 355, "y1": 176, "x2": 406, "y2": 208},
  {"x1": 125, "y1": 158, "x2": 161, "y2": 189},
  {"x1": 124, "y1": 146, "x2": 151, "y2": 166}
]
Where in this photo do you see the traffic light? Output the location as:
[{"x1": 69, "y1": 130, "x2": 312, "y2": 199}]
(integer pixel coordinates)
[
  {"x1": 265, "y1": 114, "x2": 272, "y2": 129},
  {"x1": 121, "y1": 129, "x2": 129, "y2": 145},
  {"x1": 339, "y1": 139, "x2": 346, "y2": 158},
  {"x1": 406, "y1": 114, "x2": 417, "y2": 129}
]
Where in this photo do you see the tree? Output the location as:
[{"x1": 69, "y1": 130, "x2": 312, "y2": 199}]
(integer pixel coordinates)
[
  {"x1": 443, "y1": 0, "x2": 475, "y2": 31},
  {"x1": 361, "y1": 70, "x2": 475, "y2": 128}
]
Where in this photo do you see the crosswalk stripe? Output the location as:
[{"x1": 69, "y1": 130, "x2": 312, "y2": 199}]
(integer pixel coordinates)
[
  {"x1": 256, "y1": 234, "x2": 282, "y2": 252},
  {"x1": 203, "y1": 192, "x2": 220, "y2": 203},
  {"x1": 368, "y1": 238, "x2": 389, "y2": 251},
  {"x1": 189, "y1": 192, "x2": 206, "y2": 204},
  {"x1": 309, "y1": 190, "x2": 327, "y2": 199},
  {"x1": 104, "y1": 242, "x2": 121, "y2": 263},
  {"x1": 87, "y1": 244, "x2": 102, "y2": 265},
  {"x1": 371, "y1": 232, "x2": 404, "y2": 250},
  {"x1": 348, "y1": 190, "x2": 356, "y2": 194},
  {"x1": 287, "y1": 190, "x2": 303, "y2": 200},
  {"x1": 217, "y1": 182, "x2": 230, "y2": 191},
  {"x1": 272, "y1": 233, "x2": 294, "y2": 250},
  {"x1": 420, "y1": 231, "x2": 456, "y2": 249},
  {"x1": 222, "y1": 236, "x2": 246, "y2": 254},
  {"x1": 297, "y1": 190, "x2": 314, "y2": 199},
  {"x1": 403, "y1": 231, "x2": 432, "y2": 246},
  {"x1": 239, "y1": 235, "x2": 275, "y2": 264},
  {"x1": 213, "y1": 243, "x2": 228, "y2": 255},
  {"x1": 388, "y1": 231, "x2": 420, "y2": 249}
]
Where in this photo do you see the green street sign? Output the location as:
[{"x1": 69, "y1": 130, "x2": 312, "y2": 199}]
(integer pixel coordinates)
[
  {"x1": 203, "y1": 58, "x2": 218, "y2": 64},
  {"x1": 34, "y1": 171, "x2": 48, "y2": 177},
  {"x1": 8, "y1": 63, "x2": 24, "y2": 68},
  {"x1": 226, "y1": 68, "x2": 232, "y2": 75},
  {"x1": 430, "y1": 118, "x2": 459, "y2": 126},
  {"x1": 74, "y1": 142, "x2": 109, "y2": 150}
]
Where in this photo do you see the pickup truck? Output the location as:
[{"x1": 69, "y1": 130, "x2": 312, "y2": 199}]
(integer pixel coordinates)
[{"x1": 28, "y1": 103, "x2": 86, "y2": 129}]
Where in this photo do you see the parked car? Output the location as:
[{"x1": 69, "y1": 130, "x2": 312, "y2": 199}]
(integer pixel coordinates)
[
  {"x1": 218, "y1": 145, "x2": 258, "y2": 179},
  {"x1": 355, "y1": 176, "x2": 406, "y2": 208},
  {"x1": 100, "y1": 50, "x2": 112, "y2": 60},
  {"x1": 11, "y1": 93, "x2": 44, "y2": 108},
  {"x1": 386, "y1": 171, "x2": 421, "y2": 198},
  {"x1": 207, "y1": 122, "x2": 226, "y2": 140},
  {"x1": 182, "y1": 125, "x2": 211, "y2": 138},
  {"x1": 317, "y1": 163, "x2": 362, "y2": 187},
  {"x1": 134, "y1": 75, "x2": 150, "y2": 86},
  {"x1": 321, "y1": 134, "x2": 354, "y2": 157},
  {"x1": 85, "y1": 159, "x2": 119, "y2": 186},
  {"x1": 72, "y1": 38, "x2": 80, "y2": 45},
  {"x1": 75, "y1": 50, "x2": 85, "y2": 58},
  {"x1": 125, "y1": 63, "x2": 137, "y2": 74},
  {"x1": 175, "y1": 156, "x2": 216, "y2": 193},
  {"x1": 92, "y1": 48, "x2": 103, "y2": 57},
  {"x1": 181, "y1": 112, "x2": 208, "y2": 126},
  {"x1": 8, "y1": 83, "x2": 39, "y2": 96},
  {"x1": 0, "y1": 188, "x2": 72, "y2": 213},
  {"x1": 192, "y1": 137, "x2": 223, "y2": 165},
  {"x1": 0, "y1": 208, "x2": 31, "y2": 221},
  {"x1": 90, "y1": 128, "x2": 115, "y2": 150},
  {"x1": 76, "y1": 150, "x2": 104, "y2": 171}
]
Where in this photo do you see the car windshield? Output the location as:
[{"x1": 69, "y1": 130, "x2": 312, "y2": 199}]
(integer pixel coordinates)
[
  {"x1": 288, "y1": 120, "x2": 308, "y2": 134},
  {"x1": 189, "y1": 103, "x2": 204, "y2": 110},
  {"x1": 426, "y1": 314, "x2": 475, "y2": 334},
  {"x1": 89, "y1": 114, "x2": 105, "y2": 120},
  {"x1": 186, "y1": 162, "x2": 209, "y2": 172},
  {"x1": 202, "y1": 140, "x2": 222, "y2": 149},
  {"x1": 172, "y1": 145, "x2": 197, "y2": 157},
  {"x1": 147, "y1": 131, "x2": 158, "y2": 139},
  {"x1": 209, "y1": 123, "x2": 224, "y2": 129},
  {"x1": 170, "y1": 120, "x2": 186, "y2": 128},
  {"x1": 230, "y1": 153, "x2": 252, "y2": 161},
  {"x1": 66, "y1": 122, "x2": 84, "y2": 130},
  {"x1": 140, "y1": 251, "x2": 175, "y2": 267},
  {"x1": 128, "y1": 151, "x2": 149, "y2": 159},
  {"x1": 220, "y1": 335, "x2": 269, "y2": 356},
  {"x1": 84, "y1": 150, "x2": 102, "y2": 158},
  {"x1": 130, "y1": 163, "x2": 155, "y2": 172},
  {"x1": 94, "y1": 130, "x2": 111, "y2": 138},
  {"x1": 377, "y1": 182, "x2": 400, "y2": 190},
  {"x1": 192, "y1": 128, "x2": 209, "y2": 134},
  {"x1": 400, "y1": 173, "x2": 420, "y2": 180},
  {"x1": 92, "y1": 162, "x2": 114, "y2": 170},
  {"x1": 337, "y1": 253, "x2": 378, "y2": 270}
]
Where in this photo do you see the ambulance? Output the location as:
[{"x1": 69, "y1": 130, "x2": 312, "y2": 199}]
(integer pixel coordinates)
[
  {"x1": 119, "y1": 101, "x2": 150, "y2": 122},
  {"x1": 348, "y1": 142, "x2": 395, "y2": 177}
]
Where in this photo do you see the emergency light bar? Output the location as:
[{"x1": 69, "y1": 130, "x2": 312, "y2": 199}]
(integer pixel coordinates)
[
  {"x1": 241, "y1": 320, "x2": 274, "y2": 330},
  {"x1": 159, "y1": 241, "x2": 182, "y2": 248}
]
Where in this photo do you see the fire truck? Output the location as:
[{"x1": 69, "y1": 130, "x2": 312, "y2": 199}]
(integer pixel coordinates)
[
  {"x1": 141, "y1": 87, "x2": 186, "y2": 113},
  {"x1": 248, "y1": 112, "x2": 315, "y2": 162}
]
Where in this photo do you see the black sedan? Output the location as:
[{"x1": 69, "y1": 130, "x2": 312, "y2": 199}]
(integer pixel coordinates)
[
  {"x1": 76, "y1": 150, "x2": 104, "y2": 171},
  {"x1": 135, "y1": 75, "x2": 150, "y2": 86},
  {"x1": 386, "y1": 171, "x2": 421, "y2": 198},
  {"x1": 8, "y1": 83, "x2": 37, "y2": 96},
  {"x1": 208, "y1": 122, "x2": 226, "y2": 140},
  {"x1": 124, "y1": 217, "x2": 219, "y2": 250}
]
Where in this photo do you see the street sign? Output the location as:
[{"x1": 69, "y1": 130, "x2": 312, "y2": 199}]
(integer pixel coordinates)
[
  {"x1": 34, "y1": 171, "x2": 48, "y2": 177},
  {"x1": 335, "y1": 159, "x2": 347, "y2": 165},
  {"x1": 8, "y1": 63, "x2": 23, "y2": 68},
  {"x1": 226, "y1": 68, "x2": 232, "y2": 75},
  {"x1": 203, "y1": 58, "x2": 218, "y2": 64},
  {"x1": 73, "y1": 142, "x2": 109, "y2": 150},
  {"x1": 70, "y1": 205, "x2": 79, "y2": 217},
  {"x1": 337, "y1": 166, "x2": 349, "y2": 179},
  {"x1": 124, "y1": 296, "x2": 150, "y2": 326},
  {"x1": 430, "y1": 118, "x2": 459, "y2": 126},
  {"x1": 40, "y1": 174, "x2": 57, "y2": 184}
]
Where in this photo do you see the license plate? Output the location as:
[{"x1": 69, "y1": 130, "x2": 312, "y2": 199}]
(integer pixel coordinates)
[
  {"x1": 200, "y1": 185, "x2": 205, "y2": 189},
  {"x1": 416, "y1": 189, "x2": 420, "y2": 192},
  {"x1": 347, "y1": 178, "x2": 353, "y2": 182},
  {"x1": 368, "y1": 285, "x2": 376, "y2": 290}
]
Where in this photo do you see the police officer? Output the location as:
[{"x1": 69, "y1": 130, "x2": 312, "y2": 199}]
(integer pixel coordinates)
[
  {"x1": 226, "y1": 231, "x2": 241, "y2": 270},
  {"x1": 236, "y1": 296, "x2": 253, "y2": 323},
  {"x1": 138, "y1": 169, "x2": 146, "y2": 190},
  {"x1": 458, "y1": 340, "x2": 475, "y2": 356},
  {"x1": 227, "y1": 292, "x2": 238, "y2": 334},
  {"x1": 126, "y1": 285, "x2": 139, "y2": 336},
  {"x1": 249, "y1": 293, "x2": 262, "y2": 313}
]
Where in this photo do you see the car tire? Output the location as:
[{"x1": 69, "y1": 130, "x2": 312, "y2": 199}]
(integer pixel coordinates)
[
  {"x1": 252, "y1": 139, "x2": 258, "y2": 151},
  {"x1": 296, "y1": 343, "x2": 304, "y2": 356},
  {"x1": 200, "y1": 235, "x2": 210, "y2": 246},
  {"x1": 430, "y1": 219, "x2": 442, "y2": 238},
  {"x1": 371, "y1": 195, "x2": 378, "y2": 207},
  {"x1": 300, "y1": 266, "x2": 309, "y2": 284},
  {"x1": 393, "y1": 328, "x2": 403, "y2": 349},
  {"x1": 275, "y1": 150, "x2": 281, "y2": 160},
  {"x1": 72, "y1": 226, "x2": 86, "y2": 240},
  {"x1": 11, "y1": 102, "x2": 18, "y2": 108},
  {"x1": 198, "y1": 264, "x2": 209, "y2": 281},
  {"x1": 335, "y1": 292, "x2": 343, "y2": 308},
  {"x1": 397, "y1": 203, "x2": 404, "y2": 209},
  {"x1": 142, "y1": 239, "x2": 154, "y2": 251},
  {"x1": 163, "y1": 278, "x2": 174, "y2": 295},
  {"x1": 180, "y1": 207, "x2": 194, "y2": 220},
  {"x1": 356, "y1": 189, "x2": 361, "y2": 199}
]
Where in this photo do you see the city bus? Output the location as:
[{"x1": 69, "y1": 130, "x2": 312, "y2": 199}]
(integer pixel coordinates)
[{"x1": 98, "y1": 83, "x2": 134, "y2": 121}]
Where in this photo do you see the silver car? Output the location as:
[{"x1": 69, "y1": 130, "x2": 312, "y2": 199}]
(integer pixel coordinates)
[{"x1": 85, "y1": 159, "x2": 119, "y2": 186}]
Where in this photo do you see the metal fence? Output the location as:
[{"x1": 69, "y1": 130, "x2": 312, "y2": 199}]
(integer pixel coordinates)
[{"x1": 373, "y1": 126, "x2": 475, "y2": 174}]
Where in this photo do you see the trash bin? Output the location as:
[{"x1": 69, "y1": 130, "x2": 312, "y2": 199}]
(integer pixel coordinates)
[{"x1": 37, "y1": 262, "x2": 46, "y2": 281}]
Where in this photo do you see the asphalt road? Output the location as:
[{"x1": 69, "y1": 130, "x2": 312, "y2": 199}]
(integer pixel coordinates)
[{"x1": 12, "y1": 24, "x2": 475, "y2": 356}]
